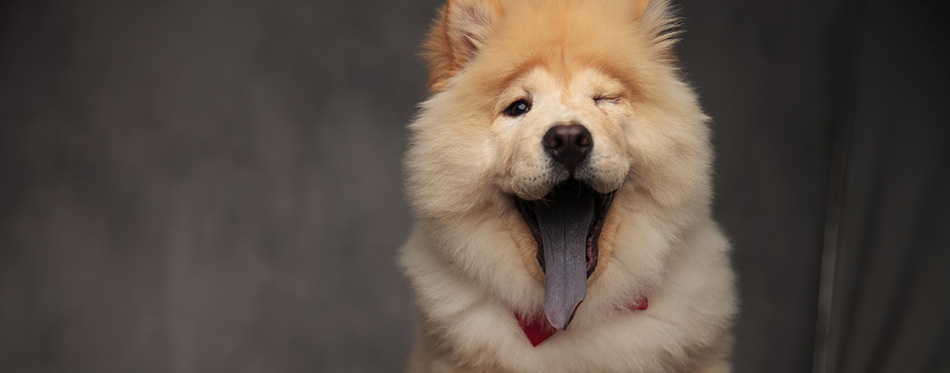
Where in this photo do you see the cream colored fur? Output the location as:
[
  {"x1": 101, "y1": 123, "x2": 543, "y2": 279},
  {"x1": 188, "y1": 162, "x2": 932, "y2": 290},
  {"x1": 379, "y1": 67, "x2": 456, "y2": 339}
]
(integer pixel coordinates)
[{"x1": 400, "y1": 0, "x2": 737, "y2": 371}]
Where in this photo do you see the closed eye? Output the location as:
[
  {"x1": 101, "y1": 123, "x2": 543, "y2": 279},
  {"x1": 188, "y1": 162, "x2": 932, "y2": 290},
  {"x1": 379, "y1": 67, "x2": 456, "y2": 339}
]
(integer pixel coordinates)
[{"x1": 593, "y1": 94, "x2": 621, "y2": 104}]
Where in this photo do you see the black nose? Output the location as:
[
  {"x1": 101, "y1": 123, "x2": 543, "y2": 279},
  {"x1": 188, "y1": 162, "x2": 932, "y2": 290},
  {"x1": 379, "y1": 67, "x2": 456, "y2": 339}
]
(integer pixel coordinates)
[{"x1": 542, "y1": 124, "x2": 592, "y2": 171}]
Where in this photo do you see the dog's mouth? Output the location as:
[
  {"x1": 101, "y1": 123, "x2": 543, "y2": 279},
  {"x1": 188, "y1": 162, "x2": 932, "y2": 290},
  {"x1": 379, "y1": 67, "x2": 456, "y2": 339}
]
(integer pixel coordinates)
[{"x1": 515, "y1": 179, "x2": 615, "y2": 330}]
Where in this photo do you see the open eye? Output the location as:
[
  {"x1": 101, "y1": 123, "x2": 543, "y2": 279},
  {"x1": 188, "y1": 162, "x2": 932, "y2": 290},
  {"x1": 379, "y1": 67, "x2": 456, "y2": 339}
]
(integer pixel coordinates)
[{"x1": 503, "y1": 99, "x2": 531, "y2": 117}]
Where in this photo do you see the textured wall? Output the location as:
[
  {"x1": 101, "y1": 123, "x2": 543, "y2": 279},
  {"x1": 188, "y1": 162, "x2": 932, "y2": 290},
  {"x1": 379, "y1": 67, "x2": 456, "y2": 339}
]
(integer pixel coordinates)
[
  {"x1": 1, "y1": 0, "x2": 946, "y2": 372},
  {"x1": 0, "y1": 0, "x2": 432, "y2": 371}
]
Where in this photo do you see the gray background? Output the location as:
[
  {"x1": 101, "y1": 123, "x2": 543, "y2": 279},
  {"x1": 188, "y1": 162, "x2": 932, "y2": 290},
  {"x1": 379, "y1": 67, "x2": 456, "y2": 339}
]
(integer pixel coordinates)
[{"x1": 1, "y1": 0, "x2": 947, "y2": 372}]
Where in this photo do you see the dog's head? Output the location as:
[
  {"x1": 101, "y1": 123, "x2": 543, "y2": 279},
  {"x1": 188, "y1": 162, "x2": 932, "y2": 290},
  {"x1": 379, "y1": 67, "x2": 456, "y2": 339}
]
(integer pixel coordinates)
[{"x1": 406, "y1": 0, "x2": 712, "y2": 330}]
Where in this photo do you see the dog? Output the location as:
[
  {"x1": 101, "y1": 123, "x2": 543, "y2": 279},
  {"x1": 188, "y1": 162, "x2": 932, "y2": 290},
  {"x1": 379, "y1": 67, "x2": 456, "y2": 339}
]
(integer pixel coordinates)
[{"x1": 399, "y1": 0, "x2": 737, "y2": 371}]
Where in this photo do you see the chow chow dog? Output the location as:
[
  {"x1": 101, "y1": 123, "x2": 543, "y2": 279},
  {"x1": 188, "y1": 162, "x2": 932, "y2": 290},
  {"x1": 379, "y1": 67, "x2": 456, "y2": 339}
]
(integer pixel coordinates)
[{"x1": 399, "y1": 0, "x2": 737, "y2": 371}]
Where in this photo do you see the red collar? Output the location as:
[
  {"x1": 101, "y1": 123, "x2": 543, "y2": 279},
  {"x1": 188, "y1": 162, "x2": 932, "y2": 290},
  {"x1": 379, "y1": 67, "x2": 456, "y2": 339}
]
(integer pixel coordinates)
[{"x1": 514, "y1": 297, "x2": 648, "y2": 347}]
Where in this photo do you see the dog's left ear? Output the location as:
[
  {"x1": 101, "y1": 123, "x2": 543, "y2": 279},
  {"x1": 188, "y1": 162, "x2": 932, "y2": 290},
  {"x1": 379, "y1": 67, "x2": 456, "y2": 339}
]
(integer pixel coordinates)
[
  {"x1": 632, "y1": 0, "x2": 679, "y2": 60},
  {"x1": 423, "y1": 0, "x2": 503, "y2": 92},
  {"x1": 632, "y1": 0, "x2": 651, "y2": 18}
]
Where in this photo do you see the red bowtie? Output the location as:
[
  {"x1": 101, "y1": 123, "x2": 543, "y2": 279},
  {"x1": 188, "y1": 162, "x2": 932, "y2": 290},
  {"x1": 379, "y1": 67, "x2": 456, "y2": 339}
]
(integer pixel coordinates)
[{"x1": 515, "y1": 297, "x2": 648, "y2": 347}]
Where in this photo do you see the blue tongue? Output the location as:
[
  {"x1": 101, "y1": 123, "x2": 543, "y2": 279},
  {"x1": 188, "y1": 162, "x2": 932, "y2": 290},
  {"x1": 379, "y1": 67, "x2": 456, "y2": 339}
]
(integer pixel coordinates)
[{"x1": 533, "y1": 182, "x2": 594, "y2": 330}]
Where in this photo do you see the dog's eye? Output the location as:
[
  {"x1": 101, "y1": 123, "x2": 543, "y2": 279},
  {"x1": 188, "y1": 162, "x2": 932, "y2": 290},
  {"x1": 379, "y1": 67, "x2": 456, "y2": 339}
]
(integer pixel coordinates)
[
  {"x1": 593, "y1": 95, "x2": 621, "y2": 104},
  {"x1": 594, "y1": 93, "x2": 623, "y2": 105},
  {"x1": 504, "y1": 99, "x2": 531, "y2": 117}
]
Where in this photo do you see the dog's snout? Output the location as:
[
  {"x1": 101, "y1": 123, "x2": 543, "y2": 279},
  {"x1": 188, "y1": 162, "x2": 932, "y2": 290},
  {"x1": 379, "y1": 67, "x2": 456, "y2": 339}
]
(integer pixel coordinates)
[{"x1": 543, "y1": 124, "x2": 592, "y2": 171}]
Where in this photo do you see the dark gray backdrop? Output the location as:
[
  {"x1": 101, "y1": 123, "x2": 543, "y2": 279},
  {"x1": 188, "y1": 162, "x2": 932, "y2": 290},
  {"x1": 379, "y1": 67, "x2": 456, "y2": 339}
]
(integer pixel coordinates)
[{"x1": 1, "y1": 0, "x2": 947, "y2": 372}]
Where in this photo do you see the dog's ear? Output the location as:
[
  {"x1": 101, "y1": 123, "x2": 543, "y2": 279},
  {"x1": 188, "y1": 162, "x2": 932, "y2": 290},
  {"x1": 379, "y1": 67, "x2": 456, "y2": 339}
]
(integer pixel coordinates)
[
  {"x1": 632, "y1": 0, "x2": 651, "y2": 18},
  {"x1": 423, "y1": 0, "x2": 503, "y2": 92},
  {"x1": 633, "y1": 0, "x2": 674, "y2": 21},
  {"x1": 633, "y1": 0, "x2": 679, "y2": 60}
]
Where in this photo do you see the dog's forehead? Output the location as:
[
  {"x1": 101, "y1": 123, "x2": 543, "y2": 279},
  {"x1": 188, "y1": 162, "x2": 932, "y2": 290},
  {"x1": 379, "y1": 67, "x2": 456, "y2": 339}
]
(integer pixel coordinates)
[{"x1": 513, "y1": 66, "x2": 625, "y2": 97}]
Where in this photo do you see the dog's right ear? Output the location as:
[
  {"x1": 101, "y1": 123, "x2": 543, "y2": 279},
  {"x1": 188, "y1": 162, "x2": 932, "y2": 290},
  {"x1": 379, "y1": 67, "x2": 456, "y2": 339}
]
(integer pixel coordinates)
[{"x1": 423, "y1": 0, "x2": 503, "y2": 92}]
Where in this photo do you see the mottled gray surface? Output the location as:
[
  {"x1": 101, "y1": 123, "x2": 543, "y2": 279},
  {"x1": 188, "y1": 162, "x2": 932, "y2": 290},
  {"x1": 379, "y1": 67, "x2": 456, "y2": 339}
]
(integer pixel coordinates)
[
  {"x1": 0, "y1": 0, "x2": 433, "y2": 371},
  {"x1": 1, "y1": 0, "x2": 947, "y2": 372},
  {"x1": 826, "y1": 1, "x2": 950, "y2": 371}
]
